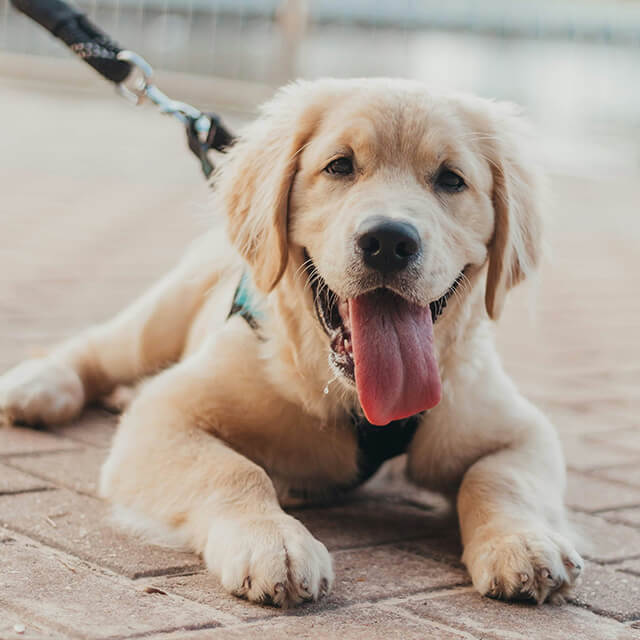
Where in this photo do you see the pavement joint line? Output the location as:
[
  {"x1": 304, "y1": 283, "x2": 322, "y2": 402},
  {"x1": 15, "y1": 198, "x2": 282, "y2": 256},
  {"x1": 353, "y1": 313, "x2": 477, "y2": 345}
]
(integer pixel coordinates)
[
  {"x1": 0, "y1": 446, "x2": 83, "y2": 459},
  {"x1": 376, "y1": 601, "x2": 480, "y2": 640},
  {"x1": 104, "y1": 621, "x2": 225, "y2": 640},
  {"x1": 570, "y1": 505, "x2": 640, "y2": 519},
  {"x1": 0, "y1": 486, "x2": 55, "y2": 497},
  {"x1": 567, "y1": 598, "x2": 640, "y2": 623},
  {"x1": 591, "y1": 504, "x2": 640, "y2": 517}
]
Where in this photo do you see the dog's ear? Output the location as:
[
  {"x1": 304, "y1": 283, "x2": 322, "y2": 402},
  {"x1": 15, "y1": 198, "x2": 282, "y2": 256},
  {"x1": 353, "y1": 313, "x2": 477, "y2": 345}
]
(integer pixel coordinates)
[
  {"x1": 484, "y1": 103, "x2": 544, "y2": 319},
  {"x1": 217, "y1": 83, "x2": 324, "y2": 292}
]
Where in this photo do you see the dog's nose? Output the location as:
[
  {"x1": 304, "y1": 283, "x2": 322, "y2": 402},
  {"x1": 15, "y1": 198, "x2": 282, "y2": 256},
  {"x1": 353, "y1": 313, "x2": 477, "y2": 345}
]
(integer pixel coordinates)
[{"x1": 356, "y1": 217, "x2": 421, "y2": 273}]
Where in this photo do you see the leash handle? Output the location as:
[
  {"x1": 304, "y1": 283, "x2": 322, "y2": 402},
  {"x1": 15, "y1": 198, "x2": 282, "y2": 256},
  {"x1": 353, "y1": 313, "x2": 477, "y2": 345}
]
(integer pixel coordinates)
[{"x1": 10, "y1": 0, "x2": 131, "y2": 84}]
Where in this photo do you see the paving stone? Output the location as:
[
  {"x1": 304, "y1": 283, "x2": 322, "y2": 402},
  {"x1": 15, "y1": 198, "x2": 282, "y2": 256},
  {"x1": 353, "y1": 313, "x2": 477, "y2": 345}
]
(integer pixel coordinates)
[
  {"x1": 397, "y1": 589, "x2": 634, "y2": 640},
  {"x1": 0, "y1": 462, "x2": 51, "y2": 494},
  {"x1": 560, "y1": 434, "x2": 640, "y2": 472},
  {"x1": 293, "y1": 501, "x2": 452, "y2": 551},
  {"x1": 0, "y1": 489, "x2": 203, "y2": 578},
  {"x1": 0, "y1": 425, "x2": 79, "y2": 456},
  {"x1": 566, "y1": 471, "x2": 640, "y2": 512},
  {"x1": 153, "y1": 544, "x2": 469, "y2": 621},
  {"x1": 571, "y1": 511, "x2": 640, "y2": 563},
  {"x1": 0, "y1": 531, "x2": 222, "y2": 639},
  {"x1": 569, "y1": 561, "x2": 640, "y2": 622},
  {"x1": 145, "y1": 604, "x2": 471, "y2": 640},
  {"x1": 7, "y1": 447, "x2": 107, "y2": 496},
  {"x1": 599, "y1": 507, "x2": 640, "y2": 529},
  {"x1": 597, "y1": 465, "x2": 640, "y2": 488},
  {"x1": 51, "y1": 408, "x2": 117, "y2": 449}
]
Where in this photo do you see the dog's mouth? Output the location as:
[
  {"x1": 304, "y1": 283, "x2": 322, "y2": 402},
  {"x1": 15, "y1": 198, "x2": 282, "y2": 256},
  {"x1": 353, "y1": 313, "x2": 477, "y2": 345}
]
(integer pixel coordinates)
[{"x1": 307, "y1": 253, "x2": 463, "y2": 426}]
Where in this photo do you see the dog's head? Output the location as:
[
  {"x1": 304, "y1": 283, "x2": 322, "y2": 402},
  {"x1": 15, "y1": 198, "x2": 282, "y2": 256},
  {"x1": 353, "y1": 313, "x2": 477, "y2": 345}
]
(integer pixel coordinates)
[{"x1": 217, "y1": 79, "x2": 542, "y2": 425}]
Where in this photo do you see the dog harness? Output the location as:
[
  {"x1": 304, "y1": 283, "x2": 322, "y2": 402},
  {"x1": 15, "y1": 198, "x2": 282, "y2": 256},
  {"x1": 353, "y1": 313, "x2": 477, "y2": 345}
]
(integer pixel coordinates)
[{"x1": 228, "y1": 274, "x2": 422, "y2": 484}]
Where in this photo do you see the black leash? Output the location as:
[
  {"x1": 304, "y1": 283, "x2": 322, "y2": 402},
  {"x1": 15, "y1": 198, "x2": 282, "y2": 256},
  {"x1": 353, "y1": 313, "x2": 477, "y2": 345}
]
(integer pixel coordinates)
[{"x1": 10, "y1": 0, "x2": 235, "y2": 178}]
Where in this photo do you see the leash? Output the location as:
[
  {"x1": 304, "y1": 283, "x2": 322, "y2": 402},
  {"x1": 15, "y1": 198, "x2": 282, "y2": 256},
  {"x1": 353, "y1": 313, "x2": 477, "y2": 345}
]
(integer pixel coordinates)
[{"x1": 10, "y1": 0, "x2": 235, "y2": 178}]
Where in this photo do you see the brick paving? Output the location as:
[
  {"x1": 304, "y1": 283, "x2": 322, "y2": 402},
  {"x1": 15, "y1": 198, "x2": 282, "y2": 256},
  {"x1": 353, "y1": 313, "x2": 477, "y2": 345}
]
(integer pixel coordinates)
[{"x1": 1, "y1": 77, "x2": 639, "y2": 639}]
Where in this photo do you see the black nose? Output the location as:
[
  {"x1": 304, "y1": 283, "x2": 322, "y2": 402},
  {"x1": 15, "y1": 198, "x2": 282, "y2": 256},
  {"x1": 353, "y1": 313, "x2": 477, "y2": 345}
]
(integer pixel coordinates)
[{"x1": 356, "y1": 217, "x2": 421, "y2": 274}]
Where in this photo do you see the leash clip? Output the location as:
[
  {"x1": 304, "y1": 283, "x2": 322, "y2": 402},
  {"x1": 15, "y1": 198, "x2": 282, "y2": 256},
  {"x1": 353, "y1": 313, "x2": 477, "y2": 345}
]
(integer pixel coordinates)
[
  {"x1": 115, "y1": 49, "x2": 234, "y2": 178},
  {"x1": 115, "y1": 50, "x2": 152, "y2": 105}
]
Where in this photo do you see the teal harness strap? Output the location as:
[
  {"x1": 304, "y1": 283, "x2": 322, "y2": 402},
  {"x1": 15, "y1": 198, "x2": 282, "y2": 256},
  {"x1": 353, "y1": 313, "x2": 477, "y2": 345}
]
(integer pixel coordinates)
[{"x1": 228, "y1": 272, "x2": 263, "y2": 331}]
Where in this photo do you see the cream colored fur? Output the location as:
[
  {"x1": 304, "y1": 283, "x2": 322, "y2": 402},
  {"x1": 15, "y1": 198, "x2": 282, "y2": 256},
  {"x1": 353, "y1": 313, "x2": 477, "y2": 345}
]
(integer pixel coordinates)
[{"x1": 0, "y1": 78, "x2": 582, "y2": 607}]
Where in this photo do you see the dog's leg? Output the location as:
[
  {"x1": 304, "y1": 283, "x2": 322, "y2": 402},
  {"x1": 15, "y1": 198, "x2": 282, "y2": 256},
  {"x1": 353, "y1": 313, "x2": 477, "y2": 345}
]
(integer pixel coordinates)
[
  {"x1": 0, "y1": 231, "x2": 233, "y2": 426},
  {"x1": 100, "y1": 321, "x2": 334, "y2": 607},
  {"x1": 408, "y1": 346, "x2": 583, "y2": 604}
]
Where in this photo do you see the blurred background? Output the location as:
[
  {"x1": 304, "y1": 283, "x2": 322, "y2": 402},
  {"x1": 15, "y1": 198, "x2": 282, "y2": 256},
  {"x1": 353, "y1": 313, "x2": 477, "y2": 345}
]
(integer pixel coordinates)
[{"x1": 2, "y1": 0, "x2": 640, "y2": 177}]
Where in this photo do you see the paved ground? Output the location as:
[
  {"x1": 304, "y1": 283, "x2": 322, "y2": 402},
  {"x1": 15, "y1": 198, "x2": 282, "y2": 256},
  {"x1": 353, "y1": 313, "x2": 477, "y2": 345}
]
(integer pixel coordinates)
[{"x1": 1, "y1": 76, "x2": 639, "y2": 640}]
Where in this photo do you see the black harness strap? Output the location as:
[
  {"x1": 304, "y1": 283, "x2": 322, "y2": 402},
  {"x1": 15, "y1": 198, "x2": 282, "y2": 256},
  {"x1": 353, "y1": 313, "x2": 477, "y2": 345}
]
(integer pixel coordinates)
[{"x1": 354, "y1": 413, "x2": 422, "y2": 483}]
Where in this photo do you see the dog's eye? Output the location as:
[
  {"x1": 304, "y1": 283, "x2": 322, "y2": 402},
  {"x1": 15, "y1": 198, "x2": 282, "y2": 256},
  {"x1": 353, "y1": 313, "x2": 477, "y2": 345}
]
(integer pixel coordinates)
[
  {"x1": 435, "y1": 168, "x2": 466, "y2": 192},
  {"x1": 324, "y1": 157, "x2": 354, "y2": 176}
]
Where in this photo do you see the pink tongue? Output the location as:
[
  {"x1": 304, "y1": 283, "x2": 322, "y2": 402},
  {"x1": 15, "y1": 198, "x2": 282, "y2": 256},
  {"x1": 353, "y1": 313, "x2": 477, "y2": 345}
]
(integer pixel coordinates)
[{"x1": 349, "y1": 290, "x2": 441, "y2": 426}]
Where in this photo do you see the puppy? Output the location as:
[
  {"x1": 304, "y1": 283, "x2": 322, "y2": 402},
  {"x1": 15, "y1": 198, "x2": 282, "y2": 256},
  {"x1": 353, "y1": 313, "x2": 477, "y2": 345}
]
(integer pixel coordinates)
[{"x1": 0, "y1": 78, "x2": 583, "y2": 607}]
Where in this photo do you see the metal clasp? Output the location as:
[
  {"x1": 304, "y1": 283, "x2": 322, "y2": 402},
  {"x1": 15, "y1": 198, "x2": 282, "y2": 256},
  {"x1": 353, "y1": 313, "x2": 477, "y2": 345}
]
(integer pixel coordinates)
[{"x1": 116, "y1": 50, "x2": 211, "y2": 138}]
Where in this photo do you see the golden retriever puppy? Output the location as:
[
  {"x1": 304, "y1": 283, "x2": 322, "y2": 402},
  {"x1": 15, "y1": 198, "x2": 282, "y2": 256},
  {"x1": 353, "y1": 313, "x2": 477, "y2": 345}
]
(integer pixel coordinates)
[{"x1": 0, "y1": 78, "x2": 583, "y2": 607}]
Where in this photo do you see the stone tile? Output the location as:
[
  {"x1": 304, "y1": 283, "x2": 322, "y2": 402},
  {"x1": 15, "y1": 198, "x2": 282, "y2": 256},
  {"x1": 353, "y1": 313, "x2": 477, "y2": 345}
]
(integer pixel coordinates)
[
  {"x1": 7, "y1": 447, "x2": 107, "y2": 496},
  {"x1": 0, "y1": 425, "x2": 79, "y2": 456},
  {"x1": 560, "y1": 434, "x2": 640, "y2": 472},
  {"x1": 0, "y1": 531, "x2": 222, "y2": 639},
  {"x1": 0, "y1": 489, "x2": 203, "y2": 578},
  {"x1": 597, "y1": 465, "x2": 640, "y2": 488},
  {"x1": 599, "y1": 507, "x2": 640, "y2": 529},
  {"x1": 0, "y1": 462, "x2": 51, "y2": 494},
  {"x1": 566, "y1": 471, "x2": 640, "y2": 513},
  {"x1": 398, "y1": 589, "x2": 633, "y2": 640},
  {"x1": 569, "y1": 561, "x2": 640, "y2": 621},
  {"x1": 145, "y1": 604, "x2": 471, "y2": 640},
  {"x1": 330, "y1": 544, "x2": 469, "y2": 605},
  {"x1": 153, "y1": 544, "x2": 469, "y2": 621},
  {"x1": 292, "y1": 501, "x2": 452, "y2": 551},
  {"x1": 51, "y1": 408, "x2": 117, "y2": 449},
  {"x1": 571, "y1": 512, "x2": 640, "y2": 563}
]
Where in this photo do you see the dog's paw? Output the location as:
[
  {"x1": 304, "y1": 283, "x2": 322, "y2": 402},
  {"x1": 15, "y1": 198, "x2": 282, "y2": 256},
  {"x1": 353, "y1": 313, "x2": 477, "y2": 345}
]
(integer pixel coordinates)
[
  {"x1": 463, "y1": 527, "x2": 583, "y2": 604},
  {"x1": 205, "y1": 512, "x2": 333, "y2": 607},
  {"x1": 0, "y1": 359, "x2": 84, "y2": 427}
]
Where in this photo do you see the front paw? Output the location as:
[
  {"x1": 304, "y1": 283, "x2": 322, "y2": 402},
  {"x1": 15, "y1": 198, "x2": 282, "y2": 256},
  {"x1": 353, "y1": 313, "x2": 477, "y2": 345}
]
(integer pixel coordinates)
[
  {"x1": 205, "y1": 512, "x2": 333, "y2": 608},
  {"x1": 0, "y1": 359, "x2": 84, "y2": 427},
  {"x1": 463, "y1": 527, "x2": 583, "y2": 604}
]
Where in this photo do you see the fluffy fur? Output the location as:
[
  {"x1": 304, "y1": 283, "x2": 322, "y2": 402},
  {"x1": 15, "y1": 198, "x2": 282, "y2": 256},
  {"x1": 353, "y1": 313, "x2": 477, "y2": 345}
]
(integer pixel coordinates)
[{"x1": 0, "y1": 78, "x2": 582, "y2": 607}]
